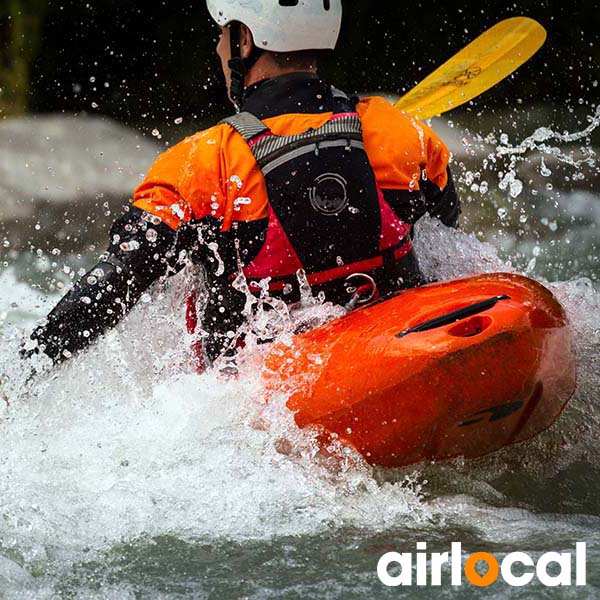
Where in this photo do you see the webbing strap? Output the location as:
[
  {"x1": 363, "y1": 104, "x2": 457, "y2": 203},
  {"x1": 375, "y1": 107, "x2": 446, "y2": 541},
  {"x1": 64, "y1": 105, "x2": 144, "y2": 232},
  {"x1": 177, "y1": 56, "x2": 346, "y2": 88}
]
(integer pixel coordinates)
[
  {"x1": 221, "y1": 91, "x2": 365, "y2": 171},
  {"x1": 242, "y1": 237, "x2": 413, "y2": 293},
  {"x1": 220, "y1": 112, "x2": 270, "y2": 142},
  {"x1": 251, "y1": 114, "x2": 363, "y2": 166},
  {"x1": 261, "y1": 139, "x2": 365, "y2": 176}
]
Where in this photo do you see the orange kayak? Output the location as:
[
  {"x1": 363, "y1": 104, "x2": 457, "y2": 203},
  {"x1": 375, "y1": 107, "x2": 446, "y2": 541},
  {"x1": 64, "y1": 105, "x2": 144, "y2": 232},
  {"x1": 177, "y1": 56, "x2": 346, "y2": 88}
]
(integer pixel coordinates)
[{"x1": 263, "y1": 273, "x2": 577, "y2": 468}]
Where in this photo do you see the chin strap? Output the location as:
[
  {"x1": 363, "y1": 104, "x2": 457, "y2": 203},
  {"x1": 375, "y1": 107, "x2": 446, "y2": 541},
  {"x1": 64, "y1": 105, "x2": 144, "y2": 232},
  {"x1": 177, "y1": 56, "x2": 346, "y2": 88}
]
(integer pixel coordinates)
[{"x1": 228, "y1": 21, "x2": 264, "y2": 112}]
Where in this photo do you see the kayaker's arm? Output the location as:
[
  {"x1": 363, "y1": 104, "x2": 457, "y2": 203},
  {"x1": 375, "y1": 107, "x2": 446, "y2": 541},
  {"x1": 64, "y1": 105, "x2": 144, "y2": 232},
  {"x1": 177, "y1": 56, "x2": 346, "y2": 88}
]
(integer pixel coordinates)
[
  {"x1": 419, "y1": 124, "x2": 461, "y2": 228},
  {"x1": 26, "y1": 206, "x2": 183, "y2": 363},
  {"x1": 383, "y1": 167, "x2": 460, "y2": 229},
  {"x1": 370, "y1": 109, "x2": 461, "y2": 230},
  {"x1": 421, "y1": 166, "x2": 460, "y2": 228}
]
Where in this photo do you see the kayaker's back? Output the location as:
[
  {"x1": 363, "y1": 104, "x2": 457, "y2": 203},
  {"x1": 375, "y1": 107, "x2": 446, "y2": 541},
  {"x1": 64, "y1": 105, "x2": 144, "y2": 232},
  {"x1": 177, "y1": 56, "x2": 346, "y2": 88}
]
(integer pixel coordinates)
[{"x1": 132, "y1": 76, "x2": 460, "y2": 360}]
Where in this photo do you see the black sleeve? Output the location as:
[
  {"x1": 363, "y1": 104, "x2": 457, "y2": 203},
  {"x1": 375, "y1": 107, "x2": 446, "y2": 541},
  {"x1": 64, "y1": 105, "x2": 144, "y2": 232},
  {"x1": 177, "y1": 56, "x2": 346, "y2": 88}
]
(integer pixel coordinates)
[
  {"x1": 420, "y1": 167, "x2": 461, "y2": 228},
  {"x1": 28, "y1": 206, "x2": 184, "y2": 363},
  {"x1": 382, "y1": 167, "x2": 461, "y2": 229}
]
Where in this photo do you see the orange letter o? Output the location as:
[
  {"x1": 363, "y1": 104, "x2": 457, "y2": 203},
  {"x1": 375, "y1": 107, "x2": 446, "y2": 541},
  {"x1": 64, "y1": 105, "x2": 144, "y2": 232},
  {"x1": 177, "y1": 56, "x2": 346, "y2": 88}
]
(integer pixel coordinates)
[{"x1": 465, "y1": 552, "x2": 499, "y2": 587}]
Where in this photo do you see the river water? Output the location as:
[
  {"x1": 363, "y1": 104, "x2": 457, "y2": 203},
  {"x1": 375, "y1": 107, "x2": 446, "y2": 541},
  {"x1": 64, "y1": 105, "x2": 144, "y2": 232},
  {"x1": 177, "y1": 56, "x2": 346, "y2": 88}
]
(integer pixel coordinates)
[{"x1": 0, "y1": 106, "x2": 599, "y2": 599}]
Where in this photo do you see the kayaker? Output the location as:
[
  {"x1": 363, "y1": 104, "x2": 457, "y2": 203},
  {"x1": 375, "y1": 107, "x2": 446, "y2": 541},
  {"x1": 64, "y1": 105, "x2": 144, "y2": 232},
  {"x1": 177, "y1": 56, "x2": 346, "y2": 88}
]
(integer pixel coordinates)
[{"x1": 24, "y1": 0, "x2": 459, "y2": 367}]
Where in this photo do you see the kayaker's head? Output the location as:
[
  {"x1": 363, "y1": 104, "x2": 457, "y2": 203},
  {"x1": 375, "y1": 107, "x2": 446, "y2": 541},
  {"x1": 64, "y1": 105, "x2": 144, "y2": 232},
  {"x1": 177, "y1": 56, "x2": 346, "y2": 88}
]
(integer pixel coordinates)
[{"x1": 207, "y1": 0, "x2": 343, "y2": 108}]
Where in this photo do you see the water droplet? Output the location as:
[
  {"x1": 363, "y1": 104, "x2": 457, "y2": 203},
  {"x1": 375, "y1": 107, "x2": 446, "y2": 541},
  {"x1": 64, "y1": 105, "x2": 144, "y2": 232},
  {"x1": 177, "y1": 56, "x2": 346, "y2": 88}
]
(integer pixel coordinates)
[
  {"x1": 229, "y1": 175, "x2": 243, "y2": 189},
  {"x1": 170, "y1": 204, "x2": 185, "y2": 219},
  {"x1": 233, "y1": 197, "x2": 252, "y2": 211},
  {"x1": 509, "y1": 179, "x2": 523, "y2": 198},
  {"x1": 142, "y1": 212, "x2": 162, "y2": 226},
  {"x1": 120, "y1": 240, "x2": 140, "y2": 252},
  {"x1": 540, "y1": 158, "x2": 552, "y2": 177}
]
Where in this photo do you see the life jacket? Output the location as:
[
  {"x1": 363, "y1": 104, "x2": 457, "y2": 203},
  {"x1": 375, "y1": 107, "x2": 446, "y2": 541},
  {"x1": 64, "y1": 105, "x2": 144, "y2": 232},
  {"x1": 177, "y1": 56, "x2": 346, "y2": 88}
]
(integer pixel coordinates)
[
  {"x1": 219, "y1": 108, "x2": 415, "y2": 298},
  {"x1": 186, "y1": 98, "x2": 423, "y2": 363}
]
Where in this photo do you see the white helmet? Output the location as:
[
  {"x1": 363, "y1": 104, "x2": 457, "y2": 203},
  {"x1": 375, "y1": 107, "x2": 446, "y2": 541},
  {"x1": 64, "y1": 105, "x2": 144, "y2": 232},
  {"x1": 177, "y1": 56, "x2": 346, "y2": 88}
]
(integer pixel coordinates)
[{"x1": 207, "y1": 0, "x2": 343, "y2": 53}]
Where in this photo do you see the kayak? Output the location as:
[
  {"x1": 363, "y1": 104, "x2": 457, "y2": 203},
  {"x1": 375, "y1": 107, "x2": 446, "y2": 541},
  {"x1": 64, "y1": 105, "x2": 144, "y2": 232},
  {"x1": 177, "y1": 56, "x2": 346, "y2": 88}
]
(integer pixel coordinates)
[{"x1": 262, "y1": 273, "x2": 577, "y2": 468}]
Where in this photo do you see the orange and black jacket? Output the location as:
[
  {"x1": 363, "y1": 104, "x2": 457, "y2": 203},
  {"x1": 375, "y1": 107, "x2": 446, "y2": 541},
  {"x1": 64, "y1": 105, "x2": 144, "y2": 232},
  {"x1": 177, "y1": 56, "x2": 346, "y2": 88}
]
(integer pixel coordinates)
[{"x1": 29, "y1": 73, "x2": 459, "y2": 363}]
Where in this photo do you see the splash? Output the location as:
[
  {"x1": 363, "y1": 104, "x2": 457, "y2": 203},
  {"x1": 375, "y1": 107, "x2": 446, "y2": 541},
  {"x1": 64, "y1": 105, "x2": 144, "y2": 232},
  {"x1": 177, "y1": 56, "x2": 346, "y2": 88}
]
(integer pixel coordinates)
[
  {"x1": 459, "y1": 106, "x2": 600, "y2": 201},
  {"x1": 1, "y1": 213, "x2": 599, "y2": 596}
]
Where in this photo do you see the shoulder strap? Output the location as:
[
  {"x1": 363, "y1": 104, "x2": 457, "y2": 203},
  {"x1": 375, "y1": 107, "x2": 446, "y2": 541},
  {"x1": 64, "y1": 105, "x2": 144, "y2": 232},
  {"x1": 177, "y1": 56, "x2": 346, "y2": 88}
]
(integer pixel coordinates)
[
  {"x1": 220, "y1": 112, "x2": 270, "y2": 143},
  {"x1": 221, "y1": 110, "x2": 365, "y2": 171}
]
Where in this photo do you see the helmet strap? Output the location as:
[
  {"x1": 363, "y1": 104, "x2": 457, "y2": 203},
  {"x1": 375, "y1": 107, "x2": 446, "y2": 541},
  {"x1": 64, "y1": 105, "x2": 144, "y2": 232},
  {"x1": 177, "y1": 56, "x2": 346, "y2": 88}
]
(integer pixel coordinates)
[{"x1": 227, "y1": 21, "x2": 264, "y2": 112}]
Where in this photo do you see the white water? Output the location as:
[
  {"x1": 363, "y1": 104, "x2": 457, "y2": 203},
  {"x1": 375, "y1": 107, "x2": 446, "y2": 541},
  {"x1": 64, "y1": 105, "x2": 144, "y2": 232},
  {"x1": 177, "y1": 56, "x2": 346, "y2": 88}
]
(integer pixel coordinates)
[
  {"x1": 0, "y1": 218, "x2": 599, "y2": 597},
  {"x1": 0, "y1": 110, "x2": 599, "y2": 597}
]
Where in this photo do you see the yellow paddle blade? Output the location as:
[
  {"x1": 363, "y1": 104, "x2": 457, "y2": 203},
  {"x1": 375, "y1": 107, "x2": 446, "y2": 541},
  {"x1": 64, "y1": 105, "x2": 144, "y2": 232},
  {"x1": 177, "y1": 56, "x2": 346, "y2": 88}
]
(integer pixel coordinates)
[{"x1": 395, "y1": 17, "x2": 546, "y2": 119}]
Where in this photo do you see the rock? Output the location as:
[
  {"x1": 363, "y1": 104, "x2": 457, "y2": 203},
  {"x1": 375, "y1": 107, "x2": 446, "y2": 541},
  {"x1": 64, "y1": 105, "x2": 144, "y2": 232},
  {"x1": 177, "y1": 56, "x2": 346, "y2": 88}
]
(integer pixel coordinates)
[{"x1": 0, "y1": 114, "x2": 160, "y2": 251}]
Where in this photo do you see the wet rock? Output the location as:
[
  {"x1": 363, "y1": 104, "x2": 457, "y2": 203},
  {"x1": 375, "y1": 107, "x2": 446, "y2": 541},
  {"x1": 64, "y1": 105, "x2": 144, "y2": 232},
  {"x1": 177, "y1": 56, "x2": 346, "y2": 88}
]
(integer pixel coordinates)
[{"x1": 0, "y1": 114, "x2": 160, "y2": 252}]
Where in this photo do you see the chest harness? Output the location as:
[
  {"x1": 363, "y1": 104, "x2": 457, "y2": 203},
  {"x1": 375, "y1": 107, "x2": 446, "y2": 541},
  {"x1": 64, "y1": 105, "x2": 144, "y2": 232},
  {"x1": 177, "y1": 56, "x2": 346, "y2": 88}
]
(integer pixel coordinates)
[
  {"x1": 223, "y1": 108, "x2": 412, "y2": 292},
  {"x1": 190, "y1": 100, "x2": 416, "y2": 362}
]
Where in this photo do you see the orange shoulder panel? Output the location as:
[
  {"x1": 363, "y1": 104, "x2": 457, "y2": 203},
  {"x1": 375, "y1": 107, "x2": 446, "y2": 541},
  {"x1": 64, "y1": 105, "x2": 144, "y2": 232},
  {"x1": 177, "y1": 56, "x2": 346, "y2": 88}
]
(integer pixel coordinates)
[
  {"x1": 133, "y1": 124, "x2": 269, "y2": 231},
  {"x1": 133, "y1": 113, "x2": 339, "y2": 232},
  {"x1": 357, "y1": 96, "x2": 450, "y2": 192}
]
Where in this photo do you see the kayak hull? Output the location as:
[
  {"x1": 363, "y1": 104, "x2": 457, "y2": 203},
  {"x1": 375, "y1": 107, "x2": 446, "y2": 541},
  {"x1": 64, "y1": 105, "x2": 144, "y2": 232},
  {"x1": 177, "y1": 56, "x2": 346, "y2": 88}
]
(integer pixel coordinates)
[{"x1": 263, "y1": 273, "x2": 577, "y2": 468}]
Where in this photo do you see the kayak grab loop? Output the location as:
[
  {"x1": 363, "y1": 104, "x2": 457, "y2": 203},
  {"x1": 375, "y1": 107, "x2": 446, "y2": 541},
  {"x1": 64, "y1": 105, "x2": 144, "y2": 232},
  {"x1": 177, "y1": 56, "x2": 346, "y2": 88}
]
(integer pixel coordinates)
[
  {"x1": 396, "y1": 294, "x2": 511, "y2": 338},
  {"x1": 344, "y1": 273, "x2": 378, "y2": 311}
]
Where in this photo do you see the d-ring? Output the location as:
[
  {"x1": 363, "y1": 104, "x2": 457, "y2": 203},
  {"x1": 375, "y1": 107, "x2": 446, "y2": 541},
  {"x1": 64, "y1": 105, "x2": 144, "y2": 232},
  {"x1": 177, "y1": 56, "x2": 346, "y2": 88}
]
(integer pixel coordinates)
[{"x1": 344, "y1": 273, "x2": 377, "y2": 311}]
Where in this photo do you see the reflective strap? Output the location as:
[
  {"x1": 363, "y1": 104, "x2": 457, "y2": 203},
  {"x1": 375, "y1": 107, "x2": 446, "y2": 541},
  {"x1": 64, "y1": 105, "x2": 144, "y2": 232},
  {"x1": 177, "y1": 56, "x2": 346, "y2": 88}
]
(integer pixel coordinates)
[
  {"x1": 220, "y1": 112, "x2": 270, "y2": 143},
  {"x1": 222, "y1": 112, "x2": 365, "y2": 168},
  {"x1": 252, "y1": 114, "x2": 364, "y2": 165},
  {"x1": 262, "y1": 139, "x2": 365, "y2": 175}
]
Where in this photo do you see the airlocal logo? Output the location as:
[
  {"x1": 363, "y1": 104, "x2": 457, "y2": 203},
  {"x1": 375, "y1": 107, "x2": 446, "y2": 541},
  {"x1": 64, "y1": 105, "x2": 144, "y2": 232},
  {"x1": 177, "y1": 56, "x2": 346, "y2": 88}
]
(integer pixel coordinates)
[{"x1": 378, "y1": 542, "x2": 587, "y2": 588}]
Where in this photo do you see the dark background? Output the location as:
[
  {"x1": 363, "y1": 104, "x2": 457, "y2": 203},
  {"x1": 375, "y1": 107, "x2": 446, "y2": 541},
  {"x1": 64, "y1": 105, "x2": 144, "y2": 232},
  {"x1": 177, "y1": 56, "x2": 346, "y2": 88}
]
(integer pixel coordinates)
[{"x1": 6, "y1": 1, "x2": 600, "y2": 129}]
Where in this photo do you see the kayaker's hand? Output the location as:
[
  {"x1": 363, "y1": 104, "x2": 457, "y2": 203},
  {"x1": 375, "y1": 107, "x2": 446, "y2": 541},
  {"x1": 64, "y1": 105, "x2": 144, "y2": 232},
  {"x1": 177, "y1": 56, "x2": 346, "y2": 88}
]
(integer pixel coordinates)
[
  {"x1": 19, "y1": 344, "x2": 39, "y2": 361},
  {"x1": 16, "y1": 343, "x2": 42, "y2": 388}
]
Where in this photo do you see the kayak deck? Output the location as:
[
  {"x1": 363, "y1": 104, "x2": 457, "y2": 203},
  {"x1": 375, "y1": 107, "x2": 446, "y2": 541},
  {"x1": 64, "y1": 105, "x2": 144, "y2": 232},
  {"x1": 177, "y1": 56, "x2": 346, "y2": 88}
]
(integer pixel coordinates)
[{"x1": 263, "y1": 273, "x2": 577, "y2": 468}]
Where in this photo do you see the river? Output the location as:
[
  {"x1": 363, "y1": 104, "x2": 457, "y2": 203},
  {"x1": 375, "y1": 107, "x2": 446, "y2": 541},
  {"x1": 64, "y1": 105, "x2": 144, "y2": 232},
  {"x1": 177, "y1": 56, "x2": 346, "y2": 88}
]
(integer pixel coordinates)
[{"x1": 0, "y1": 105, "x2": 598, "y2": 598}]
